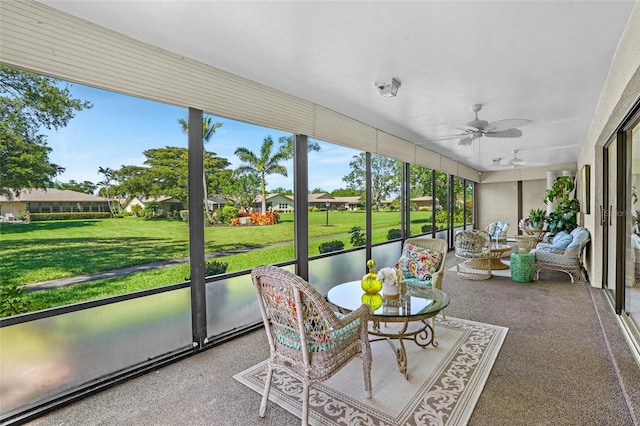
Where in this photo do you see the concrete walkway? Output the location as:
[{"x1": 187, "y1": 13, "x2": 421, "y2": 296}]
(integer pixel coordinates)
[
  {"x1": 23, "y1": 246, "x2": 261, "y2": 292},
  {"x1": 23, "y1": 230, "x2": 364, "y2": 292}
]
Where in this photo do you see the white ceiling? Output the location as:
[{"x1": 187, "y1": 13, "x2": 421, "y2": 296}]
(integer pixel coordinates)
[{"x1": 40, "y1": 1, "x2": 635, "y2": 171}]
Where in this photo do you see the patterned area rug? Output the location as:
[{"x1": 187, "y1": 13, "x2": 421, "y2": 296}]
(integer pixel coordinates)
[{"x1": 234, "y1": 317, "x2": 508, "y2": 426}]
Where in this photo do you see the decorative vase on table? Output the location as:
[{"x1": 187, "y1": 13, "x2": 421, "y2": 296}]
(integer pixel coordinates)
[
  {"x1": 382, "y1": 281, "x2": 400, "y2": 300},
  {"x1": 361, "y1": 259, "x2": 383, "y2": 294},
  {"x1": 377, "y1": 267, "x2": 400, "y2": 300},
  {"x1": 361, "y1": 293, "x2": 383, "y2": 311}
]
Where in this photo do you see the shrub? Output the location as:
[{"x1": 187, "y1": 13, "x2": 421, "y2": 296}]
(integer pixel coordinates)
[
  {"x1": 179, "y1": 210, "x2": 189, "y2": 223},
  {"x1": 349, "y1": 226, "x2": 365, "y2": 247},
  {"x1": 386, "y1": 228, "x2": 402, "y2": 240},
  {"x1": 319, "y1": 240, "x2": 345, "y2": 254},
  {"x1": 205, "y1": 260, "x2": 228, "y2": 276},
  {"x1": 28, "y1": 212, "x2": 111, "y2": 221},
  {"x1": 421, "y1": 224, "x2": 432, "y2": 233},
  {"x1": 253, "y1": 211, "x2": 280, "y2": 225},
  {"x1": 130, "y1": 204, "x2": 143, "y2": 217},
  {"x1": 220, "y1": 205, "x2": 238, "y2": 224},
  {"x1": 0, "y1": 285, "x2": 41, "y2": 317}
]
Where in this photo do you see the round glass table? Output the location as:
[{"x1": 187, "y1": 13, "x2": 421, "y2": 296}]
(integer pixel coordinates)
[{"x1": 327, "y1": 281, "x2": 450, "y2": 379}]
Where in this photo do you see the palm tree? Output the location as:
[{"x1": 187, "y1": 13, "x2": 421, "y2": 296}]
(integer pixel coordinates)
[
  {"x1": 235, "y1": 136, "x2": 289, "y2": 214},
  {"x1": 97, "y1": 166, "x2": 116, "y2": 217},
  {"x1": 178, "y1": 116, "x2": 222, "y2": 223}
]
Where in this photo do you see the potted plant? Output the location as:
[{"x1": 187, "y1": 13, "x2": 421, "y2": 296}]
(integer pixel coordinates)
[
  {"x1": 528, "y1": 208, "x2": 546, "y2": 230},
  {"x1": 543, "y1": 176, "x2": 580, "y2": 234}
]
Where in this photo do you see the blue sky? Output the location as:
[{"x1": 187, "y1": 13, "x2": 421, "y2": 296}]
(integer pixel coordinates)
[{"x1": 44, "y1": 83, "x2": 359, "y2": 192}]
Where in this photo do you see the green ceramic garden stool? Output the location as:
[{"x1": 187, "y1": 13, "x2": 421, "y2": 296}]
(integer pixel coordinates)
[{"x1": 510, "y1": 252, "x2": 535, "y2": 283}]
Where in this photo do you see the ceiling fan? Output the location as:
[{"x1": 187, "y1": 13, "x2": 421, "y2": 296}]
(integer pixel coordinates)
[
  {"x1": 431, "y1": 104, "x2": 532, "y2": 146},
  {"x1": 490, "y1": 149, "x2": 545, "y2": 168}
]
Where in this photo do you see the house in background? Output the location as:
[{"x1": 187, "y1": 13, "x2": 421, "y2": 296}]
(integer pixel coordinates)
[
  {"x1": 411, "y1": 195, "x2": 434, "y2": 210},
  {"x1": 207, "y1": 195, "x2": 228, "y2": 211},
  {"x1": 307, "y1": 193, "x2": 335, "y2": 210},
  {"x1": 0, "y1": 188, "x2": 110, "y2": 219},
  {"x1": 123, "y1": 196, "x2": 183, "y2": 216},
  {"x1": 254, "y1": 193, "x2": 294, "y2": 212},
  {"x1": 332, "y1": 196, "x2": 363, "y2": 210}
]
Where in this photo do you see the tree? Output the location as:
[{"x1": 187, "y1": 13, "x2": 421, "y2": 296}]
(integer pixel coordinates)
[
  {"x1": 117, "y1": 147, "x2": 230, "y2": 206},
  {"x1": 410, "y1": 166, "x2": 455, "y2": 211},
  {"x1": 277, "y1": 135, "x2": 321, "y2": 159},
  {"x1": 271, "y1": 187, "x2": 293, "y2": 195},
  {"x1": 179, "y1": 116, "x2": 223, "y2": 223},
  {"x1": 235, "y1": 136, "x2": 289, "y2": 214},
  {"x1": 342, "y1": 153, "x2": 400, "y2": 210},
  {"x1": 55, "y1": 179, "x2": 97, "y2": 195},
  {"x1": 98, "y1": 166, "x2": 118, "y2": 217},
  {"x1": 0, "y1": 66, "x2": 92, "y2": 198},
  {"x1": 220, "y1": 172, "x2": 261, "y2": 211},
  {"x1": 330, "y1": 187, "x2": 360, "y2": 197}
]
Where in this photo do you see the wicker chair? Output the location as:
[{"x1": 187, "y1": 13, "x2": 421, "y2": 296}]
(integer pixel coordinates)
[
  {"x1": 396, "y1": 237, "x2": 448, "y2": 324},
  {"x1": 454, "y1": 230, "x2": 492, "y2": 280},
  {"x1": 533, "y1": 227, "x2": 590, "y2": 283},
  {"x1": 485, "y1": 220, "x2": 510, "y2": 244},
  {"x1": 251, "y1": 265, "x2": 372, "y2": 425},
  {"x1": 397, "y1": 237, "x2": 448, "y2": 290}
]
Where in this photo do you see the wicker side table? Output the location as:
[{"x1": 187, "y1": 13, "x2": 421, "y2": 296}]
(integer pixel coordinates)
[{"x1": 510, "y1": 252, "x2": 535, "y2": 283}]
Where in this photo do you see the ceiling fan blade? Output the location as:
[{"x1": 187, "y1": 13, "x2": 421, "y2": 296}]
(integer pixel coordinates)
[
  {"x1": 484, "y1": 128, "x2": 523, "y2": 138},
  {"x1": 484, "y1": 119, "x2": 532, "y2": 132},
  {"x1": 452, "y1": 124, "x2": 480, "y2": 132},
  {"x1": 458, "y1": 135, "x2": 475, "y2": 146},
  {"x1": 426, "y1": 133, "x2": 470, "y2": 141}
]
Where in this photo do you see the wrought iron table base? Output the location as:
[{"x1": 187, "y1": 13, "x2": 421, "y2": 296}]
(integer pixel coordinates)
[{"x1": 369, "y1": 317, "x2": 437, "y2": 379}]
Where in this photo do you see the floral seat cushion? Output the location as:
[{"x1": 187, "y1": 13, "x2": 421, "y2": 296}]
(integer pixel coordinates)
[
  {"x1": 395, "y1": 242, "x2": 443, "y2": 282},
  {"x1": 276, "y1": 315, "x2": 360, "y2": 352}
]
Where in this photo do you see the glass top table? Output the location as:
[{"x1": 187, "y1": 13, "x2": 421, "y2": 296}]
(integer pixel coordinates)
[{"x1": 327, "y1": 281, "x2": 450, "y2": 379}]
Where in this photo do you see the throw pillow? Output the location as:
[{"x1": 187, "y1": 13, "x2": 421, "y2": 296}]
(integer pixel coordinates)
[
  {"x1": 551, "y1": 232, "x2": 572, "y2": 249},
  {"x1": 396, "y1": 242, "x2": 443, "y2": 281}
]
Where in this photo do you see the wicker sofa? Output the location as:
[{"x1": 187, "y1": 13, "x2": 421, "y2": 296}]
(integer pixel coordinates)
[{"x1": 532, "y1": 227, "x2": 590, "y2": 283}]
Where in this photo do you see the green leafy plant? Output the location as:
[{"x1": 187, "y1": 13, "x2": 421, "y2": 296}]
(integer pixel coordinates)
[
  {"x1": 143, "y1": 201, "x2": 162, "y2": 219},
  {"x1": 319, "y1": 240, "x2": 345, "y2": 254},
  {"x1": 130, "y1": 204, "x2": 143, "y2": 217},
  {"x1": 219, "y1": 205, "x2": 238, "y2": 224},
  {"x1": 543, "y1": 176, "x2": 580, "y2": 234},
  {"x1": 349, "y1": 226, "x2": 366, "y2": 247},
  {"x1": 528, "y1": 208, "x2": 546, "y2": 229},
  {"x1": 205, "y1": 260, "x2": 228, "y2": 276},
  {"x1": 386, "y1": 228, "x2": 402, "y2": 240},
  {"x1": 1, "y1": 285, "x2": 37, "y2": 317}
]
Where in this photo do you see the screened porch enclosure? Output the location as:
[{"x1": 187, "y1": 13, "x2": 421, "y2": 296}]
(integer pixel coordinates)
[{"x1": 0, "y1": 113, "x2": 473, "y2": 422}]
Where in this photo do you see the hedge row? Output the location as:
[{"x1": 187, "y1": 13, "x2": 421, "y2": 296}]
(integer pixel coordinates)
[{"x1": 29, "y1": 212, "x2": 113, "y2": 221}]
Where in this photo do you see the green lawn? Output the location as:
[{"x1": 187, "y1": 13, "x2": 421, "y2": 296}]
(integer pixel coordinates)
[
  {"x1": 0, "y1": 211, "x2": 434, "y2": 312},
  {"x1": 1, "y1": 211, "x2": 432, "y2": 285}
]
